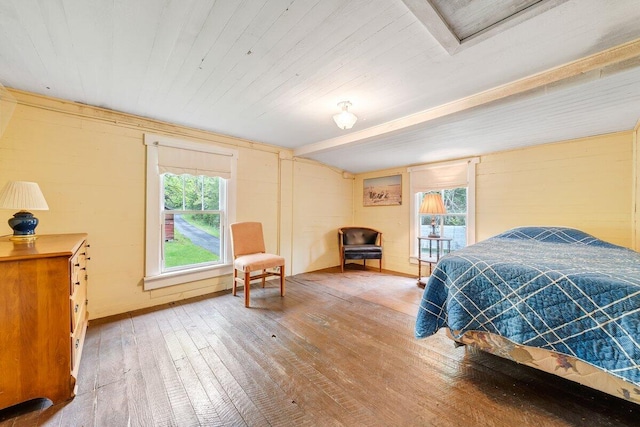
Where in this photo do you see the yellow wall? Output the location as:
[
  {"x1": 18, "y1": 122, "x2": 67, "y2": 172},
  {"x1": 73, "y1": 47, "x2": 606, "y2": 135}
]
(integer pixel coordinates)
[
  {"x1": 289, "y1": 160, "x2": 353, "y2": 274},
  {"x1": 476, "y1": 132, "x2": 633, "y2": 246},
  {"x1": 354, "y1": 132, "x2": 636, "y2": 278},
  {"x1": 353, "y1": 167, "x2": 413, "y2": 275},
  {"x1": 0, "y1": 90, "x2": 350, "y2": 319}
]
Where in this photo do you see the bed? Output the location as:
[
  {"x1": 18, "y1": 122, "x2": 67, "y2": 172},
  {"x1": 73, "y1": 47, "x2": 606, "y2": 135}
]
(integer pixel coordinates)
[{"x1": 415, "y1": 226, "x2": 640, "y2": 404}]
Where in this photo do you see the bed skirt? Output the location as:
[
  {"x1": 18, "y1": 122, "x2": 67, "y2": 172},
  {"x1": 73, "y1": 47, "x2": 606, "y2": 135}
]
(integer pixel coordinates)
[{"x1": 448, "y1": 329, "x2": 640, "y2": 405}]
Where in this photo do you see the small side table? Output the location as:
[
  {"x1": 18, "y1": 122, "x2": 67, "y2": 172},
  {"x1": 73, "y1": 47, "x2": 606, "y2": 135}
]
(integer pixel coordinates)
[{"x1": 417, "y1": 236, "x2": 452, "y2": 288}]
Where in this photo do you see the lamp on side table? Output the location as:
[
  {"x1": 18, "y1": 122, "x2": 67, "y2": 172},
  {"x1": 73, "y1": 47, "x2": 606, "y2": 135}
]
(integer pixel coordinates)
[{"x1": 417, "y1": 192, "x2": 448, "y2": 288}]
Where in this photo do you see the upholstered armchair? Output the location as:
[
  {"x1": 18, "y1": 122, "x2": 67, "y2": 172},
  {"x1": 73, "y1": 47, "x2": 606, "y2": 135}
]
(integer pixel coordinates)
[{"x1": 338, "y1": 227, "x2": 383, "y2": 273}]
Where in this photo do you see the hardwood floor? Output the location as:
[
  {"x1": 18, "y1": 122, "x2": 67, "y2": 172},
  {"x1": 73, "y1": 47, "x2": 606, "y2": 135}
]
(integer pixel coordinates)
[{"x1": 0, "y1": 266, "x2": 638, "y2": 426}]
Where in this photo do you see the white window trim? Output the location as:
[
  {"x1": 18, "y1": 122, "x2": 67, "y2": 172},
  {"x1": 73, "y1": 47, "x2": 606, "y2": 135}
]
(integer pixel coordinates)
[
  {"x1": 408, "y1": 158, "x2": 479, "y2": 263},
  {"x1": 143, "y1": 133, "x2": 237, "y2": 290}
]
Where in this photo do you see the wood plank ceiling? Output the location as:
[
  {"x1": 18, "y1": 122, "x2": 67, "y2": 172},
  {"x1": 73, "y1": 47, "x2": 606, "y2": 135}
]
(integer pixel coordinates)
[{"x1": 1, "y1": 0, "x2": 640, "y2": 173}]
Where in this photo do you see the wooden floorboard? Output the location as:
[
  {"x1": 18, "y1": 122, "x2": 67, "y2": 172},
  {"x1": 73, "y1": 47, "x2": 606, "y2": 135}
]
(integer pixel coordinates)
[{"x1": 0, "y1": 266, "x2": 638, "y2": 426}]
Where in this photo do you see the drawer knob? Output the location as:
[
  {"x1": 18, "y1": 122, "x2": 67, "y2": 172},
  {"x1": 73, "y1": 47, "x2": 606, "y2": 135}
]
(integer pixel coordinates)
[
  {"x1": 75, "y1": 281, "x2": 80, "y2": 286},
  {"x1": 75, "y1": 339, "x2": 80, "y2": 349},
  {"x1": 74, "y1": 263, "x2": 80, "y2": 267},
  {"x1": 74, "y1": 303, "x2": 79, "y2": 313}
]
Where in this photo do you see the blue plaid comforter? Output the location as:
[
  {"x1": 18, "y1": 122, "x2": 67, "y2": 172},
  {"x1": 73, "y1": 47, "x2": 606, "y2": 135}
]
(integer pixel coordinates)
[{"x1": 415, "y1": 227, "x2": 640, "y2": 386}]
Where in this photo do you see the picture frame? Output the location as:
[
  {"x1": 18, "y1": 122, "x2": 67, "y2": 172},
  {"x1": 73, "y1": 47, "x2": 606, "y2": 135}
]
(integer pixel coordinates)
[{"x1": 363, "y1": 175, "x2": 402, "y2": 206}]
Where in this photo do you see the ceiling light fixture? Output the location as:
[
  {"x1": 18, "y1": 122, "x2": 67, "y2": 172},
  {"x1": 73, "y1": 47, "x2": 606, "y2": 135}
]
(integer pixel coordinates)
[{"x1": 333, "y1": 101, "x2": 357, "y2": 130}]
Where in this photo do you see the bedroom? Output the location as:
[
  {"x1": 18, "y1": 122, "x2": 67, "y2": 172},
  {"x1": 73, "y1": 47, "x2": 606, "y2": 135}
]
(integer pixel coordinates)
[{"x1": 0, "y1": 0, "x2": 639, "y2": 425}]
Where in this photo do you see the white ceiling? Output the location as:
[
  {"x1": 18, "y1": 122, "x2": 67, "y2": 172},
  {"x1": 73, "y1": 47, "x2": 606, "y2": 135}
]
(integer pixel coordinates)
[{"x1": 1, "y1": 0, "x2": 640, "y2": 173}]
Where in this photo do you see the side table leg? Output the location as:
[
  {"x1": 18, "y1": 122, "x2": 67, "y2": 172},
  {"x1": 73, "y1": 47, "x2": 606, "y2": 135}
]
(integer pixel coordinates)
[{"x1": 417, "y1": 260, "x2": 426, "y2": 288}]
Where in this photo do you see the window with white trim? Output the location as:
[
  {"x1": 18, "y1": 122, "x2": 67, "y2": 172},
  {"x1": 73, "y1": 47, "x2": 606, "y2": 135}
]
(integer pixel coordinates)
[
  {"x1": 408, "y1": 158, "x2": 478, "y2": 261},
  {"x1": 144, "y1": 134, "x2": 237, "y2": 290}
]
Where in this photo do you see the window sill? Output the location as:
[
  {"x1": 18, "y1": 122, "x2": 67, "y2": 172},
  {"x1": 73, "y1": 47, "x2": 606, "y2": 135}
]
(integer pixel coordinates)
[{"x1": 143, "y1": 263, "x2": 233, "y2": 290}]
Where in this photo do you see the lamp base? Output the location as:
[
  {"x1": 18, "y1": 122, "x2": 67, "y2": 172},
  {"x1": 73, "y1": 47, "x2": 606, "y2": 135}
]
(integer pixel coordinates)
[
  {"x1": 8, "y1": 210, "x2": 40, "y2": 238},
  {"x1": 428, "y1": 222, "x2": 440, "y2": 238}
]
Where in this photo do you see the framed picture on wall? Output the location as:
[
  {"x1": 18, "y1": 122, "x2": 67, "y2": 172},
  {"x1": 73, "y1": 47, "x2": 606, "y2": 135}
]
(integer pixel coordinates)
[{"x1": 363, "y1": 175, "x2": 402, "y2": 206}]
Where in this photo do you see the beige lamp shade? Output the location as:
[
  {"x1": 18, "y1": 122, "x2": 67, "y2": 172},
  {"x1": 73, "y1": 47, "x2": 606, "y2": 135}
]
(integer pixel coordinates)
[
  {"x1": 0, "y1": 181, "x2": 49, "y2": 211},
  {"x1": 419, "y1": 193, "x2": 446, "y2": 215},
  {"x1": 420, "y1": 193, "x2": 446, "y2": 238}
]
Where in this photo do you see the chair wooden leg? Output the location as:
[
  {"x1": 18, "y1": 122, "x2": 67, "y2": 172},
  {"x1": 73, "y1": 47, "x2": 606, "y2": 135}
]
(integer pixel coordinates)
[
  {"x1": 379, "y1": 258, "x2": 382, "y2": 272},
  {"x1": 363, "y1": 259, "x2": 366, "y2": 270},
  {"x1": 280, "y1": 264, "x2": 285, "y2": 296},
  {"x1": 232, "y1": 269, "x2": 238, "y2": 296},
  {"x1": 340, "y1": 254, "x2": 344, "y2": 273},
  {"x1": 244, "y1": 271, "x2": 251, "y2": 307},
  {"x1": 261, "y1": 269, "x2": 266, "y2": 288}
]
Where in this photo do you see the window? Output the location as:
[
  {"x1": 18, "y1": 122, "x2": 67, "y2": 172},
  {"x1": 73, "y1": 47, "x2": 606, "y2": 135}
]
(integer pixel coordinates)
[
  {"x1": 408, "y1": 158, "x2": 478, "y2": 261},
  {"x1": 144, "y1": 134, "x2": 237, "y2": 290},
  {"x1": 162, "y1": 174, "x2": 224, "y2": 271},
  {"x1": 418, "y1": 188, "x2": 467, "y2": 253}
]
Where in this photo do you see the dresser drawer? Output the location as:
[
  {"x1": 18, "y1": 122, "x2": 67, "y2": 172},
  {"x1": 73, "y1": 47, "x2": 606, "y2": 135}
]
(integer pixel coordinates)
[
  {"x1": 70, "y1": 313, "x2": 87, "y2": 377},
  {"x1": 70, "y1": 240, "x2": 88, "y2": 333},
  {"x1": 70, "y1": 281, "x2": 87, "y2": 333},
  {"x1": 70, "y1": 242, "x2": 88, "y2": 294}
]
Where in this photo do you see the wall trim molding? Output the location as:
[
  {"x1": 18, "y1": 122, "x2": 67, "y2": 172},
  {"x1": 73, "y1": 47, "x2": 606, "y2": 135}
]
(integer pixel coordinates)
[{"x1": 7, "y1": 88, "x2": 287, "y2": 156}]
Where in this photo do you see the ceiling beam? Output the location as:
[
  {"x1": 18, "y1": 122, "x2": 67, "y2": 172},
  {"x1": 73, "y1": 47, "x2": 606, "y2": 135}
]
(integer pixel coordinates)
[{"x1": 294, "y1": 38, "x2": 640, "y2": 158}]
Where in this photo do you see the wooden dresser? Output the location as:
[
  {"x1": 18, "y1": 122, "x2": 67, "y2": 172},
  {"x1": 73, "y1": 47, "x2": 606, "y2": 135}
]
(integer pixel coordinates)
[{"x1": 0, "y1": 233, "x2": 89, "y2": 409}]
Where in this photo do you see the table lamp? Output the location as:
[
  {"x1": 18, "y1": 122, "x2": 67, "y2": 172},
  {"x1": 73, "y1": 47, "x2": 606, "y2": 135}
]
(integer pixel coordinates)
[
  {"x1": 419, "y1": 193, "x2": 446, "y2": 238},
  {"x1": 0, "y1": 181, "x2": 49, "y2": 241}
]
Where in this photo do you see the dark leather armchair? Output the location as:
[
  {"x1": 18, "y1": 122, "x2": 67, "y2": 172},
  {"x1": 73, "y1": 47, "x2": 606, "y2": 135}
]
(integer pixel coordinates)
[{"x1": 338, "y1": 227, "x2": 383, "y2": 273}]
